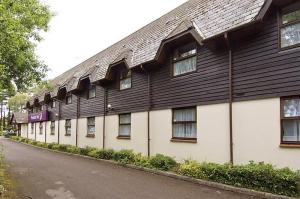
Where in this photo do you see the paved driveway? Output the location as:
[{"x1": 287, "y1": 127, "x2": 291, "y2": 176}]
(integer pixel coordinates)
[{"x1": 1, "y1": 138, "x2": 254, "y2": 199}]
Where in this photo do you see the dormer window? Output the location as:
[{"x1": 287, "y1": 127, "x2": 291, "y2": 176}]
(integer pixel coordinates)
[
  {"x1": 280, "y1": 7, "x2": 300, "y2": 49},
  {"x1": 66, "y1": 93, "x2": 72, "y2": 104},
  {"x1": 172, "y1": 42, "x2": 197, "y2": 76},
  {"x1": 120, "y1": 70, "x2": 132, "y2": 90},
  {"x1": 88, "y1": 85, "x2": 96, "y2": 99}
]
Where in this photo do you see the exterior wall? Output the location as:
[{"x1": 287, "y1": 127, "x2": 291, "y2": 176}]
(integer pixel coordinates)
[
  {"x1": 79, "y1": 86, "x2": 105, "y2": 117},
  {"x1": 77, "y1": 117, "x2": 103, "y2": 148},
  {"x1": 105, "y1": 112, "x2": 148, "y2": 155},
  {"x1": 58, "y1": 119, "x2": 77, "y2": 146},
  {"x1": 233, "y1": 98, "x2": 300, "y2": 170},
  {"x1": 60, "y1": 94, "x2": 78, "y2": 120},
  {"x1": 20, "y1": 124, "x2": 28, "y2": 138},
  {"x1": 46, "y1": 121, "x2": 59, "y2": 144},
  {"x1": 150, "y1": 104, "x2": 230, "y2": 163},
  {"x1": 36, "y1": 122, "x2": 46, "y2": 142}
]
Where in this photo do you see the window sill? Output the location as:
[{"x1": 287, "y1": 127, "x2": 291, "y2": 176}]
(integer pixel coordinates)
[
  {"x1": 171, "y1": 138, "x2": 197, "y2": 143},
  {"x1": 117, "y1": 136, "x2": 131, "y2": 140},
  {"x1": 86, "y1": 134, "x2": 95, "y2": 138},
  {"x1": 64, "y1": 134, "x2": 71, "y2": 137},
  {"x1": 50, "y1": 133, "x2": 55, "y2": 136},
  {"x1": 280, "y1": 144, "x2": 300, "y2": 148}
]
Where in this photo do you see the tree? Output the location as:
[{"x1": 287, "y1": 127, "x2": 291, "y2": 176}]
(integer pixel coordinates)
[
  {"x1": 0, "y1": 0, "x2": 52, "y2": 91},
  {"x1": 8, "y1": 93, "x2": 28, "y2": 112}
]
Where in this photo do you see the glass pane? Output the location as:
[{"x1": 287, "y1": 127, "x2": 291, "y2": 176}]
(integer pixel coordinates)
[
  {"x1": 173, "y1": 56, "x2": 196, "y2": 76},
  {"x1": 282, "y1": 10, "x2": 300, "y2": 24},
  {"x1": 174, "y1": 43, "x2": 197, "y2": 60},
  {"x1": 173, "y1": 123, "x2": 197, "y2": 138},
  {"x1": 120, "y1": 114, "x2": 131, "y2": 124},
  {"x1": 283, "y1": 120, "x2": 300, "y2": 142},
  {"x1": 120, "y1": 78, "x2": 131, "y2": 90},
  {"x1": 89, "y1": 88, "x2": 96, "y2": 98},
  {"x1": 281, "y1": 23, "x2": 300, "y2": 48},
  {"x1": 284, "y1": 99, "x2": 300, "y2": 117},
  {"x1": 173, "y1": 108, "x2": 196, "y2": 122},
  {"x1": 65, "y1": 120, "x2": 71, "y2": 127},
  {"x1": 87, "y1": 117, "x2": 95, "y2": 125},
  {"x1": 88, "y1": 126, "x2": 95, "y2": 134},
  {"x1": 119, "y1": 124, "x2": 131, "y2": 136}
]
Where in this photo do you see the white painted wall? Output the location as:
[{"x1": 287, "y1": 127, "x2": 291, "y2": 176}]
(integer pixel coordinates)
[
  {"x1": 77, "y1": 117, "x2": 103, "y2": 148},
  {"x1": 233, "y1": 98, "x2": 300, "y2": 170},
  {"x1": 20, "y1": 124, "x2": 28, "y2": 138},
  {"x1": 105, "y1": 112, "x2": 148, "y2": 155},
  {"x1": 46, "y1": 121, "x2": 59, "y2": 144},
  {"x1": 150, "y1": 104, "x2": 230, "y2": 163},
  {"x1": 58, "y1": 119, "x2": 77, "y2": 146},
  {"x1": 36, "y1": 122, "x2": 46, "y2": 142}
]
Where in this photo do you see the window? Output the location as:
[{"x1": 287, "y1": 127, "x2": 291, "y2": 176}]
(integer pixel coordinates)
[
  {"x1": 51, "y1": 100, "x2": 56, "y2": 108},
  {"x1": 120, "y1": 70, "x2": 132, "y2": 90},
  {"x1": 88, "y1": 86, "x2": 96, "y2": 99},
  {"x1": 87, "y1": 117, "x2": 96, "y2": 136},
  {"x1": 66, "y1": 94, "x2": 72, "y2": 104},
  {"x1": 39, "y1": 122, "x2": 43, "y2": 135},
  {"x1": 280, "y1": 8, "x2": 300, "y2": 48},
  {"x1": 65, "y1": 119, "x2": 71, "y2": 136},
  {"x1": 173, "y1": 43, "x2": 197, "y2": 76},
  {"x1": 31, "y1": 123, "x2": 34, "y2": 134},
  {"x1": 172, "y1": 107, "x2": 197, "y2": 140},
  {"x1": 281, "y1": 98, "x2": 300, "y2": 144},
  {"x1": 119, "y1": 113, "x2": 131, "y2": 138},
  {"x1": 50, "y1": 121, "x2": 55, "y2": 135}
]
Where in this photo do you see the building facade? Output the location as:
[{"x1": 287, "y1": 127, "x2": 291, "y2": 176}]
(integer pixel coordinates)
[{"x1": 18, "y1": 0, "x2": 300, "y2": 170}]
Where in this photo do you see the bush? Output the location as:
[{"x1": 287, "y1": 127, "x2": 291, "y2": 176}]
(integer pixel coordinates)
[
  {"x1": 149, "y1": 154, "x2": 177, "y2": 171},
  {"x1": 47, "y1": 143, "x2": 55, "y2": 149},
  {"x1": 36, "y1": 142, "x2": 48, "y2": 148},
  {"x1": 113, "y1": 150, "x2": 135, "y2": 164},
  {"x1": 51, "y1": 144, "x2": 60, "y2": 151},
  {"x1": 80, "y1": 146, "x2": 97, "y2": 156},
  {"x1": 133, "y1": 154, "x2": 150, "y2": 168},
  {"x1": 177, "y1": 160, "x2": 300, "y2": 197},
  {"x1": 66, "y1": 146, "x2": 80, "y2": 154},
  {"x1": 87, "y1": 149, "x2": 115, "y2": 160}
]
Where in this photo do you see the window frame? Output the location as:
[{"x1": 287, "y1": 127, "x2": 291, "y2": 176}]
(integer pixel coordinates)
[
  {"x1": 87, "y1": 117, "x2": 96, "y2": 137},
  {"x1": 88, "y1": 85, "x2": 96, "y2": 99},
  {"x1": 50, "y1": 121, "x2": 55, "y2": 135},
  {"x1": 119, "y1": 70, "x2": 132, "y2": 91},
  {"x1": 39, "y1": 122, "x2": 43, "y2": 135},
  {"x1": 31, "y1": 123, "x2": 34, "y2": 134},
  {"x1": 51, "y1": 100, "x2": 56, "y2": 108},
  {"x1": 66, "y1": 93, "x2": 72, "y2": 105},
  {"x1": 171, "y1": 43, "x2": 197, "y2": 77},
  {"x1": 118, "y1": 113, "x2": 131, "y2": 139},
  {"x1": 172, "y1": 107, "x2": 197, "y2": 142},
  {"x1": 279, "y1": 6, "x2": 300, "y2": 50},
  {"x1": 280, "y1": 97, "x2": 300, "y2": 145},
  {"x1": 65, "y1": 119, "x2": 72, "y2": 136}
]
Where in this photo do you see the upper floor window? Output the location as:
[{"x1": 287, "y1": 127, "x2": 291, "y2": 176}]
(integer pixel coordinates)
[
  {"x1": 88, "y1": 85, "x2": 96, "y2": 99},
  {"x1": 172, "y1": 107, "x2": 197, "y2": 140},
  {"x1": 51, "y1": 100, "x2": 56, "y2": 108},
  {"x1": 50, "y1": 121, "x2": 55, "y2": 135},
  {"x1": 87, "y1": 117, "x2": 96, "y2": 136},
  {"x1": 173, "y1": 43, "x2": 197, "y2": 76},
  {"x1": 65, "y1": 119, "x2": 71, "y2": 136},
  {"x1": 119, "y1": 113, "x2": 131, "y2": 138},
  {"x1": 281, "y1": 97, "x2": 300, "y2": 145},
  {"x1": 120, "y1": 70, "x2": 132, "y2": 90},
  {"x1": 66, "y1": 94, "x2": 72, "y2": 105},
  {"x1": 280, "y1": 8, "x2": 300, "y2": 48}
]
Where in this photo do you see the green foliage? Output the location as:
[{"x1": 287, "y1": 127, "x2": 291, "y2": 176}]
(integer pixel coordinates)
[
  {"x1": 177, "y1": 160, "x2": 300, "y2": 197},
  {"x1": 7, "y1": 93, "x2": 29, "y2": 112},
  {"x1": 113, "y1": 150, "x2": 136, "y2": 164},
  {"x1": 87, "y1": 149, "x2": 115, "y2": 160},
  {"x1": 149, "y1": 154, "x2": 177, "y2": 171},
  {"x1": 0, "y1": 0, "x2": 52, "y2": 91},
  {"x1": 80, "y1": 146, "x2": 97, "y2": 156},
  {"x1": 66, "y1": 145, "x2": 80, "y2": 154},
  {"x1": 133, "y1": 154, "x2": 151, "y2": 168},
  {"x1": 51, "y1": 144, "x2": 60, "y2": 151}
]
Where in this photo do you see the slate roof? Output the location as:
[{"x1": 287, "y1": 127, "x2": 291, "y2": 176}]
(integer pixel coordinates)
[
  {"x1": 30, "y1": 0, "x2": 266, "y2": 104},
  {"x1": 11, "y1": 113, "x2": 28, "y2": 124}
]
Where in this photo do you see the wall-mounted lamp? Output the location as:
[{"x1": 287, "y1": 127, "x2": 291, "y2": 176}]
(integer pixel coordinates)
[{"x1": 107, "y1": 104, "x2": 114, "y2": 111}]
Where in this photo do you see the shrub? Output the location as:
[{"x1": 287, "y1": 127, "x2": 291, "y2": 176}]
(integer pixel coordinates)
[
  {"x1": 113, "y1": 150, "x2": 135, "y2": 164},
  {"x1": 47, "y1": 143, "x2": 55, "y2": 149},
  {"x1": 66, "y1": 146, "x2": 80, "y2": 154},
  {"x1": 87, "y1": 149, "x2": 115, "y2": 160},
  {"x1": 177, "y1": 161, "x2": 300, "y2": 197},
  {"x1": 80, "y1": 146, "x2": 97, "y2": 156},
  {"x1": 57, "y1": 144, "x2": 69, "y2": 152},
  {"x1": 36, "y1": 142, "x2": 48, "y2": 148},
  {"x1": 133, "y1": 154, "x2": 150, "y2": 168},
  {"x1": 31, "y1": 141, "x2": 38, "y2": 146},
  {"x1": 149, "y1": 154, "x2": 177, "y2": 171},
  {"x1": 51, "y1": 144, "x2": 60, "y2": 151}
]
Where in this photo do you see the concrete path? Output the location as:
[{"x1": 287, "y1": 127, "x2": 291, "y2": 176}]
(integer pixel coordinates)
[{"x1": 1, "y1": 138, "x2": 255, "y2": 199}]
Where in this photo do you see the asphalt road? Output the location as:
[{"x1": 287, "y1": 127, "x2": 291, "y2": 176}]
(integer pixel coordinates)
[{"x1": 1, "y1": 138, "x2": 255, "y2": 199}]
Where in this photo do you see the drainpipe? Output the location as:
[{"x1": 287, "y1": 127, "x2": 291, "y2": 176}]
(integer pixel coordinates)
[
  {"x1": 225, "y1": 32, "x2": 234, "y2": 164},
  {"x1": 76, "y1": 96, "x2": 80, "y2": 147},
  {"x1": 103, "y1": 88, "x2": 107, "y2": 149},
  {"x1": 58, "y1": 101, "x2": 61, "y2": 144},
  {"x1": 45, "y1": 121, "x2": 47, "y2": 143},
  {"x1": 35, "y1": 123, "x2": 37, "y2": 141}
]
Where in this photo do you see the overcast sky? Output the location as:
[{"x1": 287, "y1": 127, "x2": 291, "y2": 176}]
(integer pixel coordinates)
[{"x1": 37, "y1": 0, "x2": 187, "y2": 79}]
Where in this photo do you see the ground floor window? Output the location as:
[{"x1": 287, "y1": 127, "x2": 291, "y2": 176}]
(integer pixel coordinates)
[
  {"x1": 51, "y1": 121, "x2": 55, "y2": 135},
  {"x1": 39, "y1": 122, "x2": 43, "y2": 135},
  {"x1": 119, "y1": 113, "x2": 131, "y2": 138},
  {"x1": 281, "y1": 97, "x2": 300, "y2": 144},
  {"x1": 31, "y1": 123, "x2": 34, "y2": 134},
  {"x1": 172, "y1": 107, "x2": 197, "y2": 140},
  {"x1": 87, "y1": 117, "x2": 95, "y2": 136},
  {"x1": 65, "y1": 119, "x2": 71, "y2": 136}
]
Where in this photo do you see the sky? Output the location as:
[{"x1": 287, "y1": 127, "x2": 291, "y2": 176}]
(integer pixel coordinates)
[{"x1": 37, "y1": 0, "x2": 187, "y2": 80}]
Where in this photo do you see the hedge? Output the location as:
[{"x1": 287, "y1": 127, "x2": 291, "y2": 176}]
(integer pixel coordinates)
[{"x1": 10, "y1": 136, "x2": 300, "y2": 197}]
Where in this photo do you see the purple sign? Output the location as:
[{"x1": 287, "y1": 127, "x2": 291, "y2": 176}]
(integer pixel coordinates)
[{"x1": 28, "y1": 111, "x2": 49, "y2": 122}]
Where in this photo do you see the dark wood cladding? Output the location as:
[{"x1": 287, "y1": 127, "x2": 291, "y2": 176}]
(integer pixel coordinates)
[
  {"x1": 48, "y1": 104, "x2": 59, "y2": 121},
  {"x1": 60, "y1": 94, "x2": 78, "y2": 119},
  {"x1": 106, "y1": 70, "x2": 149, "y2": 115},
  {"x1": 150, "y1": 45, "x2": 229, "y2": 110},
  {"x1": 79, "y1": 85, "x2": 105, "y2": 117},
  {"x1": 232, "y1": 9, "x2": 300, "y2": 101}
]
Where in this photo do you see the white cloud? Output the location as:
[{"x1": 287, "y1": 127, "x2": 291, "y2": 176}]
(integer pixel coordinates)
[{"x1": 37, "y1": 0, "x2": 187, "y2": 79}]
